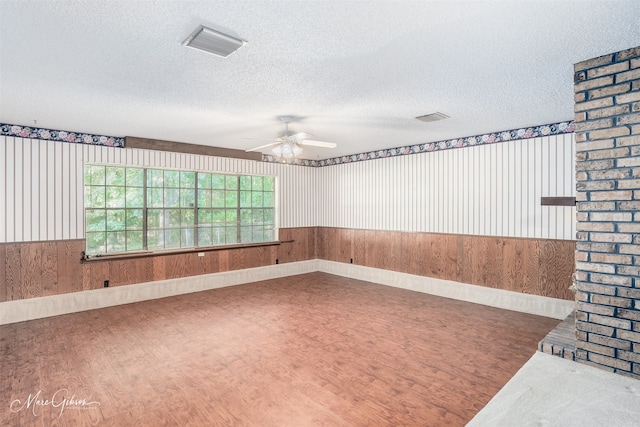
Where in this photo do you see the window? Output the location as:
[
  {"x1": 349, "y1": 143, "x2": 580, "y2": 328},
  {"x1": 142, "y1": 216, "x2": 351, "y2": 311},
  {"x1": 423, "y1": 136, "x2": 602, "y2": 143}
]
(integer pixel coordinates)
[{"x1": 84, "y1": 165, "x2": 276, "y2": 256}]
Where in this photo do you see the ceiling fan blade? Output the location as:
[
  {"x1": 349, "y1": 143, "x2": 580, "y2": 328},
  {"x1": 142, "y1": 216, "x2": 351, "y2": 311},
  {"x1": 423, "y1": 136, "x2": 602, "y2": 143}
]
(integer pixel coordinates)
[
  {"x1": 289, "y1": 132, "x2": 312, "y2": 140},
  {"x1": 299, "y1": 139, "x2": 337, "y2": 148},
  {"x1": 245, "y1": 142, "x2": 280, "y2": 152}
]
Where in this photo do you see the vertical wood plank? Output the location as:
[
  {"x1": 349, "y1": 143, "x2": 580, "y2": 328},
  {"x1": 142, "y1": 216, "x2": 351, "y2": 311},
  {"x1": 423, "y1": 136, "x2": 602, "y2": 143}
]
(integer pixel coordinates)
[
  {"x1": 487, "y1": 237, "x2": 504, "y2": 289},
  {"x1": 57, "y1": 240, "x2": 83, "y2": 294},
  {"x1": 0, "y1": 244, "x2": 6, "y2": 302},
  {"x1": 218, "y1": 250, "x2": 230, "y2": 272},
  {"x1": 151, "y1": 256, "x2": 165, "y2": 281},
  {"x1": 522, "y1": 239, "x2": 540, "y2": 296},
  {"x1": 21, "y1": 243, "x2": 42, "y2": 299},
  {"x1": 88, "y1": 261, "x2": 109, "y2": 291},
  {"x1": 444, "y1": 234, "x2": 458, "y2": 281},
  {"x1": 501, "y1": 238, "x2": 516, "y2": 292},
  {"x1": 353, "y1": 228, "x2": 366, "y2": 265},
  {"x1": 41, "y1": 242, "x2": 58, "y2": 296},
  {"x1": 5, "y1": 244, "x2": 21, "y2": 300}
]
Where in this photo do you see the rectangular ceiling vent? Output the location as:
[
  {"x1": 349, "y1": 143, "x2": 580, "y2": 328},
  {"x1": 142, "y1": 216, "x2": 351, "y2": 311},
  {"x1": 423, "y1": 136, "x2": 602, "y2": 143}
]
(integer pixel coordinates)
[
  {"x1": 182, "y1": 25, "x2": 246, "y2": 58},
  {"x1": 415, "y1": 112, "x2": 449, "y2": 123}
]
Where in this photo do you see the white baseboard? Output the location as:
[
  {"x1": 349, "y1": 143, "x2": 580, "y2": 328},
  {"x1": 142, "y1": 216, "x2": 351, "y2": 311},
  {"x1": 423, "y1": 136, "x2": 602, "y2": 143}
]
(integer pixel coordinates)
[
  {"x1": 0, "y1": 260, "x2": 319, "y2": 325},
  {"x1": 316, "y1": 260, "x2": 574, "y2": 320},
  {"x1": 0, "y1": 259, "x2": 574, "y2": 325}
]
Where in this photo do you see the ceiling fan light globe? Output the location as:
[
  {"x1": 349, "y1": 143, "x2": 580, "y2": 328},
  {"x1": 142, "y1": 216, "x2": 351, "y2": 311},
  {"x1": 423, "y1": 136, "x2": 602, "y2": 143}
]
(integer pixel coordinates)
[{"x1": 272, "y1": 142, "x2": 302, "y2": 159}]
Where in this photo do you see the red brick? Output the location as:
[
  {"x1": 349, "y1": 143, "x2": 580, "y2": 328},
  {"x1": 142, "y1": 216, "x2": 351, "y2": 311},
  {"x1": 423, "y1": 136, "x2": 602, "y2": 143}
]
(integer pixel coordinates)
[
  {"x1": 618, "y1": 330, "x2": 640, "y2": 343},
  {"x1": 589, "y1": 253, "x2": 632, "y2": 264},
  {"x1": 618, "y1": 223, "x2": 640, "y2": 232},
  {"x1": 589, "y1": 313, "x2": 632, "y2": 329},
  {"x1": 589, "y1": 127, "x2": 631, "y2": 140},
  {"x1": 575, "y1": 242, "x2": 616, "y2": 252},
  {"x1": 589, "y1": 353, "x2": 631, "y2": 371},
  {"x1": 588, "y1": 169, "x2": 631, "y2": 180},
  {"x1": 589, "y1": 232, "x2": 632, "y2": 243},
  {"x1": 617, "y1": 47, "x2": 640, "y2": 61},
  {"x1": 577, "y1": 301, "x2": 616, "y2": 316},
  {"x1": 590, "y1": 294, "x2": 633, "y2": 308},
  {"x1": 589, "y1": 212, "x2": 632, "y2": 222},
  {"x1": 588, "y1": 105, "x2": 630, "y2": 120},
  {"x1": 576, "y1": 340, "x2": 616, "y2": 357},
  {"x1": 574, "y1": 118, "x2": 614, "y2": 131},
  {"x1": 577, "y1": 262, "x2": 616, "y2": 274},
  {"x1": 618, "y1": 309, "x2": 640, "y2": 322},
  {"x1": 588, "y1": 334, "x2": 631, "y2": 350},
  {"x1": 576, "y1": 281, "x2": 616, "y2": 295},
  {"x1": 575, "y1": 75, "x2": 614, "y2": 92},
  {"x1": 587, "y1": 61, "x2": 630, "y2": 79},
  {"x1": 618, "y1": 179, "x2": 640, "y2": 189},
  {"x1": 575, "y1": 97, "x2": 614, "y2": 112},
  {"x1": 588, "y1": 147, "x2": 630, "y2": 160},
  {"x1": 577, "y1": 222, "x2": 614, "y2": 232},
  {"x1": 590, "y1": 273, "x2": 632, "y2": 287},
  {"x1": 618, "y1": 113, "x2": 640, "y2": 125},
  {"x1": 576, "y1": 320, "x2": 615, "y2": 336},
  {"x1": 590, "y1": 190, "x2": 632, "y2": 201},
  {"x1": 576, "y1": 159, "x2": 614, "y2": 171},
  {"x1": 616, "y1": 92, "x2": 640, "y2": 104},
  {"x1": 616, "y1": 135, "x2": 640, "y2": 147},
  {"x1": 618, "y1": 350, "x2": 640, "y2": 364},
  {"x1": 576, "y1": 201, "x2": 615, "y2": 211},
  {"x1": 616, "y1": 68, "x2": 640, "y2": 83},
  {"x1": 575, "y1": 54, "x2": 614, "y2": 72},
  {"x1": 618, "y1": 201, "x2": 640, "y2": 210},
  {"x1": 589, "y1": 83, "x2": 631, "y2": 99},
  {"x1": 618, "y1": 276, "x2": 640, "y2": 290}
]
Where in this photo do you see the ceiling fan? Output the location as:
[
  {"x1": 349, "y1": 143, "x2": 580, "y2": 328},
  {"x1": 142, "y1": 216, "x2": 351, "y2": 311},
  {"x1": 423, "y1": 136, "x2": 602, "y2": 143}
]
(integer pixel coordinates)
[{"x1": 245, "y1": 116, "x2": 336, "y2": 159}]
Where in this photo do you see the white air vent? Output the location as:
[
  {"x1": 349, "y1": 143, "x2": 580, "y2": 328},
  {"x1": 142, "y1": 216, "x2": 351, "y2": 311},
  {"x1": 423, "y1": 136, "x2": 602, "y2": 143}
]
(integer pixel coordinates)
[
  {"x1": 416, "y1": 112, "x2": 449, "y2": 123},
  {"x1": 182, "y1": 25, "x2": 246, "y2": 58}
]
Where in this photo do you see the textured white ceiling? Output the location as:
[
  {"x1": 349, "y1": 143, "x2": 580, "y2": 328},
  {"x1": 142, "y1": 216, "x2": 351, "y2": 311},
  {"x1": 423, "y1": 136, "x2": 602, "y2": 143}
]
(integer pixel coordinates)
[{"x1": 1, "y1": 0, "x2": 639, "y2": 160}]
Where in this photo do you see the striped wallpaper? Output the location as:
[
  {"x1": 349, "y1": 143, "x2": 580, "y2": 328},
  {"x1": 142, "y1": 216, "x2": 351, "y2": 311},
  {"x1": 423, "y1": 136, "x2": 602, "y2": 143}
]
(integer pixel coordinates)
[
  {"x1": 0, "y1": 137, "x2": 318, "y2": 242},
  {"x1": 0, "y1": 132, "x2": 576, "y2": 243},
  {"x1": 317, "y1": 133, "x2": 576, "y2": 240}
]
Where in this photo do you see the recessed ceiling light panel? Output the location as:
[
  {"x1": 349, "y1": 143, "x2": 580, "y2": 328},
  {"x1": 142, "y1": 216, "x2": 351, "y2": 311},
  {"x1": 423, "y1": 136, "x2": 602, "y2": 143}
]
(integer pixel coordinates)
[
  {"x1": 183, "y1": 25, "x2": 246, "y2": 58},
  {"x1": 416, "y1": 112, "x2": 449, "y2": 123}
]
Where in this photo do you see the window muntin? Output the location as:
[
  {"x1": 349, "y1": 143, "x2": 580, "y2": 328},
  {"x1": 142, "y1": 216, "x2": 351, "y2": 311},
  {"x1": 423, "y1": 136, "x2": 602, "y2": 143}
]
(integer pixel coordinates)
[{"x1": 84, "y1": 165, "x2": 276, "y2": 256}]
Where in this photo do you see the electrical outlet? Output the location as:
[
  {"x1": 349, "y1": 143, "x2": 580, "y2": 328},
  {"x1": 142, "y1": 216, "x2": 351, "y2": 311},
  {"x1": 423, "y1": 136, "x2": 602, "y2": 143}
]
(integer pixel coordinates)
[
  {"x1": 350, "y1": 258, "x2": 353, "y2": 264},
  {"x1": 104, "y1": 280, "x2": 109, "y2": 288},
  {"x1": 275, "y1": 258, "x2": 279, "y2": 264},
  {"x1": 198, "y1": 252, "x2": 205, "y2": 257}
]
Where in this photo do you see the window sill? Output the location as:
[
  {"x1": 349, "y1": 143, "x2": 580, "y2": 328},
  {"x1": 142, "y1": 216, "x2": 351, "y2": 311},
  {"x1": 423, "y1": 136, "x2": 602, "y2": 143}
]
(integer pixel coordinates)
[{"x1": 81, "y1": 240, "x2": 294, "y2": 262}]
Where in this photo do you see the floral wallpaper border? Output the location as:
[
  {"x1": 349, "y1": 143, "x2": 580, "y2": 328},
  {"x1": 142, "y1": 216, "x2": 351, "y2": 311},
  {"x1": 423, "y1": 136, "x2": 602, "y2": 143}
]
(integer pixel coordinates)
[
  {"x1": 1, "y1": 120, "x2": 574, "y2": 167},
  {"x1": 267, "y1": 120, "x2": 574, "y2": 167},
  {"x1": 1, "y1": 123, "x2": 125, "y2": 147}
]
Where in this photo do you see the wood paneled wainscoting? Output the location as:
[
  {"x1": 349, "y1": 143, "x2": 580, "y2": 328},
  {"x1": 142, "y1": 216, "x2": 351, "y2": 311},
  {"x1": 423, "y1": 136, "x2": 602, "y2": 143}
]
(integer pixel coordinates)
[
  {"x1": 0, "y1": 228, "x2": 316, "y2": 302},
  {"x1": 0, "y1": 227, "x2": 574, "y2": 303},
  {"x1": 315, "y1": 227, "x2": 576, "y2": 300}
]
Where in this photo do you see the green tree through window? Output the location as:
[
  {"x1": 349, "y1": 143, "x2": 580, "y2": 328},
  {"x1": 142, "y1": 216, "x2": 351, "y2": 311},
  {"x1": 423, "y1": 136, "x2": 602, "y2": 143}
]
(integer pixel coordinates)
[{"x1": 84, "y1": 165, "x2": 276, "y2": 255}]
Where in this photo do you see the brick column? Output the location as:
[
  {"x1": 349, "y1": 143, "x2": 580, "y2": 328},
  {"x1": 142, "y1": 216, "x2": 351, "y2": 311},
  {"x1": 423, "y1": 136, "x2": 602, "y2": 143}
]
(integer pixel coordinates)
[{"x1": 574, "y1": 46, "x2": 640, "y2": 378}]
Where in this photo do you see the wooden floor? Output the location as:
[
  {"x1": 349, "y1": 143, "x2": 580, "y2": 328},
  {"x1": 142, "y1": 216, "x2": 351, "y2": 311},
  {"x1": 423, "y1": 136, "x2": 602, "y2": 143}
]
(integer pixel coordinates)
[{"x1": 0, "y1": 272, "x2": 559, "y2": 426}]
